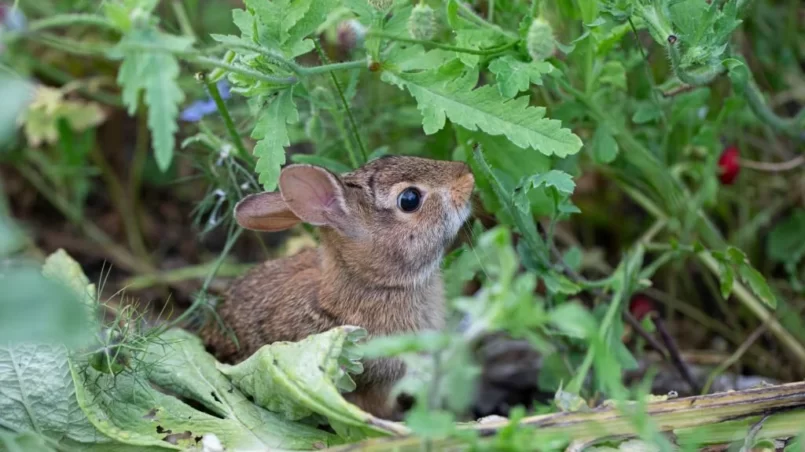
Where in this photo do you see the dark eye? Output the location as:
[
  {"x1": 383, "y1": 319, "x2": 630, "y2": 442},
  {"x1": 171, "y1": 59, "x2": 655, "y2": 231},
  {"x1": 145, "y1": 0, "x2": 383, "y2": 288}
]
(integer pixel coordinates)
[{"x1": 397, "y1": 187, "x2": 422, "y2": 213}]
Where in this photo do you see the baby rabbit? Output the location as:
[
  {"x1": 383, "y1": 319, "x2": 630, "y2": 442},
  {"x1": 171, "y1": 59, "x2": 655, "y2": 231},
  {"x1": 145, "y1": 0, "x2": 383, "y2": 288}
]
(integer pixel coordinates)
[{"x1": 200, "y1": 155, "x2": 475, "y2": 419}]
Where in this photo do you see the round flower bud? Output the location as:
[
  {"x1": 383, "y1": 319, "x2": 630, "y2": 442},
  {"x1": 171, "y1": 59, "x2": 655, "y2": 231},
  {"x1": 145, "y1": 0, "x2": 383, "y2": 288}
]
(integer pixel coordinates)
[
  {"x1": 408, "y1": 3, "x2": 435, "y2": 41},
  {"x1": 526, "y1": 17, "x2": 556, "y2": 62}
]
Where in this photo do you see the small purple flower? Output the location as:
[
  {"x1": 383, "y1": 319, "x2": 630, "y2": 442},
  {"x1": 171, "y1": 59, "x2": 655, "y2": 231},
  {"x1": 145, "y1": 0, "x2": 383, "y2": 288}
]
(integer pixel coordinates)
[
  {"x1": 0, "y1": 4, "x2": 27, "y2": 31},
  {"x1": 179, "y1": 79, "x2": 232, "y2": 123}
]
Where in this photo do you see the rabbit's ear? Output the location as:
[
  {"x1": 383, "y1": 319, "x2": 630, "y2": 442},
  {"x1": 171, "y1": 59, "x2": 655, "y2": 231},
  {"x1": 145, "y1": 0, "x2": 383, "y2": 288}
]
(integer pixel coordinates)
[
  {"x1": 279, "y1": 164, "x2": 351, "y2": 230},
  {"x1": 234, "y1": 192, "x2": 301, "y2": 231}
]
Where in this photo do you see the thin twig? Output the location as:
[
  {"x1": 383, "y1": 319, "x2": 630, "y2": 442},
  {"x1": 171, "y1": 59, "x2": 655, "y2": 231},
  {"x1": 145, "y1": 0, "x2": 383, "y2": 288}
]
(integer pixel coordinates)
[
  {"x1": 313, "y1": 39, "x2": 367, "y2": 165},
  {"x1": 739, "y1": 155, "x2": 805, "y2": 172},
  {"x1": 654, "y1": 316, "x2": 701, "y2": 394},
  {"x1": 701, "y1": 320, "x2": 770, "y2": 395}
]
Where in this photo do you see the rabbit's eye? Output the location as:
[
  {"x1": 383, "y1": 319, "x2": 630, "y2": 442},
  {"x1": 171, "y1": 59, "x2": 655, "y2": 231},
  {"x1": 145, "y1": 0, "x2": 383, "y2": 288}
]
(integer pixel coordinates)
[{"x1": 397, "y1": 187, "x2": 422, "y2": 213}]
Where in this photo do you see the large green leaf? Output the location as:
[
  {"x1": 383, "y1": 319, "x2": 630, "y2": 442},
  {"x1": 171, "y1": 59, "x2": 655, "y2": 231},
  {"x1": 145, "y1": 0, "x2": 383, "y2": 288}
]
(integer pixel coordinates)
[
  {"x1": 109, "y1": 28, "x2": 191, "y2": 172},
  {"x1": 0, "y1": 251, "x2": 110, "y2": 449},
  {"x1": 383, "y1": 64, "x2": 582, "y2": 158},
  {"x1": 218, "y1": 326, "x2": 403, "y2": 440},
  {"x1": 251, "y1": 88, "x2": 298, "y2": 190},
  {"x1": 72, "y1": 329, "x2": 341, "y2": 451},
  {"x1": 0, "y1": 250, "x2": 94, "y2": 346}
]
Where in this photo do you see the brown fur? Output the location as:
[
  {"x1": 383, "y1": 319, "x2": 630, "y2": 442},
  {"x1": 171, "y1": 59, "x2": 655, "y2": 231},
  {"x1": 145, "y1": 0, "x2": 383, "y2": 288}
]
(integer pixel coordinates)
[{"x1": 199, "y1": 156, "x2": 475, "y2": 419}]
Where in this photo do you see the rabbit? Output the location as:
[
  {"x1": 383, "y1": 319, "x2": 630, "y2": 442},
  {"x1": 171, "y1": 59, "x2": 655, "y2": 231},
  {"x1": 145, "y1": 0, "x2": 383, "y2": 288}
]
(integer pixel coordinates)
[{"x1": 199, "y1": 155, "x2": 475, "y2": 419}]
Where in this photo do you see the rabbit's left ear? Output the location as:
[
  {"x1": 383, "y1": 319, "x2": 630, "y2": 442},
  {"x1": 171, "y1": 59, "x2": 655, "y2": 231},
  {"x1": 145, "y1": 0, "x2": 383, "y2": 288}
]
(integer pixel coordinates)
[{"x1": 278, "y1": 164, "x2": 352, "y2": 231}]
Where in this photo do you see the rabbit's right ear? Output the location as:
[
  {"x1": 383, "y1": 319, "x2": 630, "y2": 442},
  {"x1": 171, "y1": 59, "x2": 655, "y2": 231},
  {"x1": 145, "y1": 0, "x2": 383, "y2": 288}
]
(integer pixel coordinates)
[{"x1": 234, "y1": 192, "x2": 302, "y2": 231}]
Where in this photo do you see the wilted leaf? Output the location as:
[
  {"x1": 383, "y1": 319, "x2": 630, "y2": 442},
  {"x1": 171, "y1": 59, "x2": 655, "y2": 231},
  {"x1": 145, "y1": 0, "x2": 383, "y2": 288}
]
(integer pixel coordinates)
[{"x1": 72, "y1": 329, "x2": 343, "y2": 450}]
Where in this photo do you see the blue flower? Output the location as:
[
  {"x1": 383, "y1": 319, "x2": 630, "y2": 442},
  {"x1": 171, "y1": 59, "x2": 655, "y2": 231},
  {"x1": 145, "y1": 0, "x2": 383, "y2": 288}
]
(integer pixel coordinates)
[{"x1": 179, "y1": 79, "x2": 232, "y2": 123}]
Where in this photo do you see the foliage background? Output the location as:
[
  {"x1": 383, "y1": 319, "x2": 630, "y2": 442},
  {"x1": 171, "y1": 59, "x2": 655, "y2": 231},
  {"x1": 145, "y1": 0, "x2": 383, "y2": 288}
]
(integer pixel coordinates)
[{"x1": 0, "y1": 0, "x2": 803, "y2": 450}]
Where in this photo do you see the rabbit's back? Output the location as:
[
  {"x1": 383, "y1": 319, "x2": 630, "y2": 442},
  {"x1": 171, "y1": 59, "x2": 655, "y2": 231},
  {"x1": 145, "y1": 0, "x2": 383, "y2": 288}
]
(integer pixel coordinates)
[{"x1": 202, "y1": 248, "x2": 336, "y2": 363}]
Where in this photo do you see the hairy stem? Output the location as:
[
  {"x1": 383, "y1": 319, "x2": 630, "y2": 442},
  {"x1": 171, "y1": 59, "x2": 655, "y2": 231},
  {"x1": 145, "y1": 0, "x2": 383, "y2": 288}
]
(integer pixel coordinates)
[
  {"x1": 314, "y1": 40, "x2": 367, "y2": 165},
  {"x1": 206, "y1": 79, "x2": 254, "y2": 166},
  {"x1": 366, "y1": 31, "x2": 518, "y2": 56}
]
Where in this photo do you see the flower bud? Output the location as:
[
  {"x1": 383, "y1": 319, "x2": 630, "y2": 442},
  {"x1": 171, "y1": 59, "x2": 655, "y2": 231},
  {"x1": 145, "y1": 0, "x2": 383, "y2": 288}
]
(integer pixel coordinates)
[
  {"x1": 526, "y1": 17, "x2": 556, "y2": 62},
  {"x1": 408, "y1": 3, "x2": 435, "y2": 40}
]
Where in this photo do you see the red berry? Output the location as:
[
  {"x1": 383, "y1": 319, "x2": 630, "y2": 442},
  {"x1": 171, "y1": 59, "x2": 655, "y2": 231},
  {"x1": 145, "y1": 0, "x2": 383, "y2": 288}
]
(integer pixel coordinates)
[
  {"x1": 629, "y1": 295, "x2": 656, "y2": 321},
  {"x1": 718, "y1": 146, "x2": 740, "y2": 185}
]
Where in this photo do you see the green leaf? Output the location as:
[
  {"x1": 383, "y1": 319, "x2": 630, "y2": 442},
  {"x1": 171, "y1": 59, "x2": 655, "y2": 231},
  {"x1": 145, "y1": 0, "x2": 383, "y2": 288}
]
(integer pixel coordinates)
[
  {"x1": 738, "y1": 264, "x2": 777, "y2": 309},
  {"x1": 488, "y1": 56, "x2": 553, "y2": 99},
  {"x1": 514, "y1": 170, "x2": 576, "y2": 213},
  {"x1": 718, "y1": 261, "x2": 735, "y2": 300},
  {"x1": 404, "y1": 407, "x2": 455, "y2": 439},
  {"x1": 0, "y1": 251, "x2": 94, "y2": 346},
  {"x1": 109, "y1": 28, "x2": 191, "y2": 171},
  {"x1": 453, "y1": 29, "x2": 500, "y2": 68},
  {"x1": 384, "y1": 66, "x2": 582, "y2": 157},
  {"x1": 549, "y1": 302, "x2": 597, "y2": 339},
  {"x1": 590, "y1": 123, "x2": 619, "y2": 164},
  {"x1": 218, "y1": 326, "x2": 384, "y2": 436},
  {"x1": 251, "y1": 89, "x2": 298, "y2": 190},
  {"x1": 598, "y1": 60, "x2": 626, "y2": 90},
  {"x1": 0, "y1": 342, "x2": 106, "y2": 446},
  {"x1": 247, "y1": 0, "x2": 337, "y2": 57},
  {"x1": 0, "y1": 251, "x2": 111, "y2": 448},
  {"x1": 72, "y1": 328, "x2": 342, "y2": 450},
  {"x1": 767, "y1": 209, "x2": 805, "y2": 266}
]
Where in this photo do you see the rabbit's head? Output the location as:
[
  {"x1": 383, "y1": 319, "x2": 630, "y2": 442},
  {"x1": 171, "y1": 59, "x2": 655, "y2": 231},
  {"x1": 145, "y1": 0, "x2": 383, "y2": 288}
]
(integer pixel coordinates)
[{"x1": 235, "y1": 156, "x2": 474, "y2": 287}]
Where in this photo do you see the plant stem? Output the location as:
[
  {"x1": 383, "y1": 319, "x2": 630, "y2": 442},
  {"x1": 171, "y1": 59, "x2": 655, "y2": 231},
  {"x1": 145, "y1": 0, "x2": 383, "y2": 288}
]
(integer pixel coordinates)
[
  {"x1": 128, "y1": 105, "x2": 150, "y2": 263},
  {"x1": 455, "y1": 1, "x2": 517, "y2": 39},
  {"x1": 89, "y1": 145, "x2": 149, "y2": 265},
  {"x1": 25, "y1": 13, "x2": 116, "y2": 33},
  {"x1": 206, "y1": 79, "x2": 254, "y2": 166},
  {"x1": 171, "y1": 0, "x2": 197, "y2": 40},
  {"x1": 186, "y1": 56, "x2": 298, "y2": 85},
  {"x1": 366, "y1": 31, "x2": 517, "y2": 56},
  {"x1": 122, "y1": 262, "x2": 253, "y2": 291},
  {"x1": 314, "y1": 40, "x2": 367, "y2": 165}
]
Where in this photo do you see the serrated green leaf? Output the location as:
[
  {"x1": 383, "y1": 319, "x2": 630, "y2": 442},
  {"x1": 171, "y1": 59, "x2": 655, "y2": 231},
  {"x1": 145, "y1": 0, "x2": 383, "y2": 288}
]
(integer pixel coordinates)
[
  {"x1": 488, "y1": 56, "x2": 553, "y2": 99},
  {"x1": 404, "y1": 407, "x2": 455, "y2": 439},
  {"x1": 109, "y1": 28, "x2": 191, "y2": 172},
  {"x1": 251, "y1": 89, "x2": 298, "y2": 190},
  {"x1": 590, "y1": 123, "x2": 619, "y2": 163},
  {"x1": 383, "y1": 67, "x2": 582, "y2": 157},
  {"x1": 738, "y1": 264, "x2": 777, "y2": 309},
  {"x1": 453, "y1": 28, "x2": 499, "y2": 67}
]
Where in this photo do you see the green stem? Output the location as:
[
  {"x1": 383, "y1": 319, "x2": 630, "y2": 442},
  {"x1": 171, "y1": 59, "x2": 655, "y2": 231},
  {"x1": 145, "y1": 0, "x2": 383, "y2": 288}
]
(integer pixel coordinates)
[
  {"x1": 122, "y1": 262, "x2": 253, "y2": 291},
  {"x1": 171, "y1": 0, "x2": 197, "y2": 40},
  {"x1": 455, "y1": 1, "x2": 517, "y2": 39},
  {"x1": 744, "y1": 78, "x2": 805, "y2": 139},
  {"x1": 25, "y1": 13, "x2": 116, "y2": 33},
  {"x1": 215, "y1": 42, "x2": 366, "y2": 76},
  {"x1": 206, "y1": 79, "x2": 254, "y2": 166},
  {"x1": 366, "y1": 31, "x2": 517, "y2": 56},
  {"x1": 314, "y1": 40, "x2": 367, "y2": 165},
  {"x1": 157, "y1": 226, "x2": 243, "y2": 333},
  {"x1": 189, "y1": 56, "x2": 297, "y2": 85}
]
